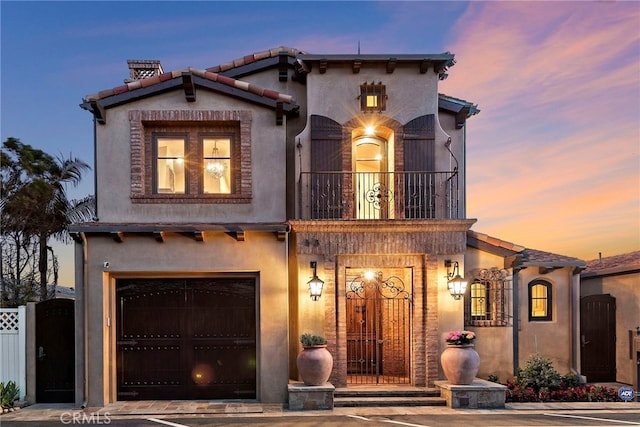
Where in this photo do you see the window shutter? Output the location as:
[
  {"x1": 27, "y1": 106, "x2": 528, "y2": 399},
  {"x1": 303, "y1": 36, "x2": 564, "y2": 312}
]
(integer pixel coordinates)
[
  {"x1": 403, "y1": 115, "x2": 435, "y2": 218},
  {"x1": 310, "y1": 115, "x2": 343, "y2": 172},
  {"x1": 310, "y1": 115, "x2": 343, "y2": 218},
  {"x1": 403, "y1": 114, "x2": 435, "y2": 171}
]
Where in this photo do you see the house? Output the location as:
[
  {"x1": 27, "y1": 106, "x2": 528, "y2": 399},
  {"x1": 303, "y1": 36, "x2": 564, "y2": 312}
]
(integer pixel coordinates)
[
  {"x1": 580, "y1": 251, "x2": 640, "y2": 390},
  {"x1": 68, "y1": 47, "x2": 592, "y2": 408}
]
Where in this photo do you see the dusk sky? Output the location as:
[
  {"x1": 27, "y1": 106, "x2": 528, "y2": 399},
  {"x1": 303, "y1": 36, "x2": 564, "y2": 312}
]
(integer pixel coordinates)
[{"x1": 2, "y1": 1, "x2": 639, "y2": 287}]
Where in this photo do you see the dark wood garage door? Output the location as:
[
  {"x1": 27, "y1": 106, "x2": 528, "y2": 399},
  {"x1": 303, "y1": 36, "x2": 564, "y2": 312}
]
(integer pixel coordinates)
[{"x1": 116, "y1": 278, "x2": 256, "y2": 400}]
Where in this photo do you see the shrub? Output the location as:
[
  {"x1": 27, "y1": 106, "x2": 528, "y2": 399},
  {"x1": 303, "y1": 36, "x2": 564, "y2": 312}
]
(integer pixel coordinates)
[
  {"x1": 0, "y1": 381, "x2": 20, "y2": 409},
  {"x1": 516, "y1": 354, "x2": 562, "y2": 392},
  {"x1": 487, "y1": 374, "x2": 500, "y2": 383},
  {"x1": 300, "y1": 333, "x2": 327, "y2": 347}
]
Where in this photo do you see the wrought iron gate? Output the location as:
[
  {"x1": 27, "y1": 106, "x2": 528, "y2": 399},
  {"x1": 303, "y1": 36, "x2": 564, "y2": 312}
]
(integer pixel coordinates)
[{"x1": 346, "y1": 271, "x2": 411, "y2": 384}]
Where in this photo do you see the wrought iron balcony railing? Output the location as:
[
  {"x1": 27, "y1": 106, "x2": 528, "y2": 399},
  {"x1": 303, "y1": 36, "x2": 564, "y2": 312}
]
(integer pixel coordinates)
[{"x1": 298, "y1": 171, "x2": 460, "y2": 220}]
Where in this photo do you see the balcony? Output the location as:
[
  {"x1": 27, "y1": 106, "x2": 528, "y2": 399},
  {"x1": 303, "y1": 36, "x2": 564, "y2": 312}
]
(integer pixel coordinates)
[{"x1": 298, "y1": 171, "x2": 460, "y2": 220}]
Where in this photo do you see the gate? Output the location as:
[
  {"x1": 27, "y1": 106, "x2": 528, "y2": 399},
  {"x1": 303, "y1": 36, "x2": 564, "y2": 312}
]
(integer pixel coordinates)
[
  {"x1": 346, "y1": 270, "x2": 411, "y2": 384},
  {"x1": 36, "y1": 299, "x2": 75, "y2": 403},
  {"x1": 580, "y1": 294, "x2": 616, "y2": 382},
  {"x1": 116, "y1": 278, "x2": 256, "y2": 400}
]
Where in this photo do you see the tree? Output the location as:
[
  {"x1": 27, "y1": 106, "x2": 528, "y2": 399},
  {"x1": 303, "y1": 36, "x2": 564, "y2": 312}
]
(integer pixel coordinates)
[{"x1": 1, "y1": 137, "x2": 94, "y2": 304}]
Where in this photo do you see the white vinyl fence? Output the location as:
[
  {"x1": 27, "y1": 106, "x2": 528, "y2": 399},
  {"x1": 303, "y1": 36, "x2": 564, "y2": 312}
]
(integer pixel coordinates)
[{"x1": 0, "y1": 307, "x2": 26, "y2": 400}]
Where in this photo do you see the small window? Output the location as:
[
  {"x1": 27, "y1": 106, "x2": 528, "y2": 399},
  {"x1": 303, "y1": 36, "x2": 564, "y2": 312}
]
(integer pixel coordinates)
[
  {"x1": 202, "y1": 137, "x2": 232, "y2": 194},
  {"x1": 360, "y1": 83, "x2": 386, "y2": 112},
  {"x1": 154, "y1": 136, "x2": 186, "y2": 194},
  {"x1": 470, "y1": 282, "x2": 489, "y2": 318},
  {"x1": 464, "y1": 267, "x2": 512, "y2": 327},
  {"x1": 529, "y1": 280, "x2": 552, "y2": 321}
]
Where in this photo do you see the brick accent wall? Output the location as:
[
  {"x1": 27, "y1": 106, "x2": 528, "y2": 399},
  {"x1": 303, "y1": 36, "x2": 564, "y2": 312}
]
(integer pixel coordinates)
[{"x1": 128, "y1": 110, "x2": 253, "y2": 203}]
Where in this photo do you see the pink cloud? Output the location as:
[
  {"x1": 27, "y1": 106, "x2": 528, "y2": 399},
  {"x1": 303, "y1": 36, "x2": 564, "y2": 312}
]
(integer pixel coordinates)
[{"x1": 445, "y1": 2, "x2": 640, "y2": 258}]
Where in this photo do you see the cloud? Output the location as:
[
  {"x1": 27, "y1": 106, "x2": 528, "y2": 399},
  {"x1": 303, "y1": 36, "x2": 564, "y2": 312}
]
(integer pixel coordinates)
[{"x1": 443, "y1": 1, "x2": 640, "y2": 258}]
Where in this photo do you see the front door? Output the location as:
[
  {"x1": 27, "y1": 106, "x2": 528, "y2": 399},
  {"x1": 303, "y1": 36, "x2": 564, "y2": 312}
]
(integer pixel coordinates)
[
  {"x1": 116, "y1": 278, "x2": 256, "y2": 400},
  {"x1": 36, "y1": 298, "x2": 75, "y2": 403},
  {"x1": 346, "y1": 268, "x2": 411, "y2": 384},
  {"x1": 580, "y1": 294, "x2": 616, "y2": 382}
]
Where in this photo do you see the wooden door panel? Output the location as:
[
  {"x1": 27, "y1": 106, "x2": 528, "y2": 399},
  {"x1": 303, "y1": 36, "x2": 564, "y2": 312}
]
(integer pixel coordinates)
[
  {"x1": 580, "y1": 294, "x2": 616, "y2": 382},
  {"x1": 36, "y1": 299, "x2": 75, "y2": 403},
  {"x1": 116, "y1": 278, "x2": 256, "y2": 400}
]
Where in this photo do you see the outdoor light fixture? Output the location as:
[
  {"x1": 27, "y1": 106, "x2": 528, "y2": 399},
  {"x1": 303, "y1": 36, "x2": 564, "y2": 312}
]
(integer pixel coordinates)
[
  {"x1": 308, "y1": 261, "x2": 324, "y2": 301},
  {"x1": 445, "y1": 260, "x2": 467, "y2": 300}
]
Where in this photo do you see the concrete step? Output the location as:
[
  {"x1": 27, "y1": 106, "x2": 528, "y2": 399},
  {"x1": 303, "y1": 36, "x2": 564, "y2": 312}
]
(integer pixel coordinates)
[
  {"x1": 334, "y1": 396, "x2": 446, "y2": 407},
  {"x1": 335, "y1": 388, "x2": 441, "y2": 398},
  {"x1": 334, "y1": 388, "x2": 446, "y2": 407}
]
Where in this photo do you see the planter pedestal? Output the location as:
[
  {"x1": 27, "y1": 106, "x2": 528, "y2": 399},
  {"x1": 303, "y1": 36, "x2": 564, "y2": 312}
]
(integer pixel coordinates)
[
  {"x1": 287, "y1": 381, "x2": 334, "y2": 410},
  {"x1": 435, "y1": 379, "x2": 507, "y2": 409}
]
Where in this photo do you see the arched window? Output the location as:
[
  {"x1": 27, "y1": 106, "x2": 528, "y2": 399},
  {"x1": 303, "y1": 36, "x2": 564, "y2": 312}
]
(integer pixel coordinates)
[{"x1": 528, "y1": 280, "x2": 552, "y2": 321}]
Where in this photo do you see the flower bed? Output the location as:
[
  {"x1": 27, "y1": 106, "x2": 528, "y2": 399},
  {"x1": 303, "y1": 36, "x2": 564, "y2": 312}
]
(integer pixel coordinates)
[
  {"x1": 505, "y1": 381, "x2": 621, "y2": 402},
  {"x1": 490, "y1": 354, "x2": 622, "y2": 403}
]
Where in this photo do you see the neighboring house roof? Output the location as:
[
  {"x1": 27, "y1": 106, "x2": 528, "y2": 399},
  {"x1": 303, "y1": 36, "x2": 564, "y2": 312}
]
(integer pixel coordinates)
[
  {"x1": 581, "y1": 251, "x2": 640, "y2": 278},
  {"x1": 467, "y1": 230, "x2": 586, "y2": 270}
]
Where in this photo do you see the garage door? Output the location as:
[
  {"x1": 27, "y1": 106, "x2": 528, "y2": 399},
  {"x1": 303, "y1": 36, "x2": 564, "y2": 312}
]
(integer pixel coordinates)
[{"x1": 116, "y1": 278, "x2": 256, "y2": 400}]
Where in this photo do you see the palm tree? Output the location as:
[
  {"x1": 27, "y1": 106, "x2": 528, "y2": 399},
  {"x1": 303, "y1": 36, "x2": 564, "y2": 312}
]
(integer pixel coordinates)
[{"x1": 1, "y1": 138, "x2": 93, "y2": 301}]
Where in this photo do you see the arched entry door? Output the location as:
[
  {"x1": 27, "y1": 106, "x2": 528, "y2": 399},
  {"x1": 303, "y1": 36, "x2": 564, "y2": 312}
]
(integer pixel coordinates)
[{"x1": 346, "y1": 268, "x2": 411, "y2": 385}]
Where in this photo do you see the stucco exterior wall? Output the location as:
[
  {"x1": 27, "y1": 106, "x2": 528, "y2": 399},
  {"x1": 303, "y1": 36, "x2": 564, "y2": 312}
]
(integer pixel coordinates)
[
  {"x1": 517, "y1": 267, "x2": 574, "y2": 375},
  {"x1": 465, "y1": 247, "x2": 514, "y2": 380},
  {"x1": 94, "y1": 90, "x2": 287, "y2": 223},
  {"x1": 581, "y1": 271, "x2": 640, "y2": 385},
  {"x1": 77, "y1": 232, "x2": 289, "y2": 406}
]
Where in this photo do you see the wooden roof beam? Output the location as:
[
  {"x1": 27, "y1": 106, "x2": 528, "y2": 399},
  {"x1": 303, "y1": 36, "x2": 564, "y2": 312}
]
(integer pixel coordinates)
[
  {"x1": 182, "y1": 72, "x2": 196, "y2": 102},
  {"x1": 278, "y1": 51, "x2": 289, "y2": 82},
  {"x1": 319, "y1": 59, "x2": 327, "y2": 74},
  {"x1": 226, "y1": 231, "x2": 245, "y2": 241},
  {"x1": 352, "y1": 60, "x2": 361, "y2": 74},
  {"x1": 386, "y1": 58, "x2": 397, "y2": 73},
  {"x1": 419, "y1": 60, "x2": 429, "y2": 74}
]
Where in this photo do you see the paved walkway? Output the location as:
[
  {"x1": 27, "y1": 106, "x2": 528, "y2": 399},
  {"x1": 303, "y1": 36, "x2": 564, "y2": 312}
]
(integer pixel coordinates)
[{"x1": 2, "y1": 400, "x2": 640, "y2": 422}]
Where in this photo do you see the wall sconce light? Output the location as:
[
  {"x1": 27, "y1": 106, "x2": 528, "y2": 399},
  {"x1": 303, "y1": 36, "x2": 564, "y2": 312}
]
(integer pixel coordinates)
[
  {"x1": 445, "y1": 260, "x2": 467, "y2": 300},
  {"x1": 308, "y1": 261, "x2": 324, "y2": 301}
]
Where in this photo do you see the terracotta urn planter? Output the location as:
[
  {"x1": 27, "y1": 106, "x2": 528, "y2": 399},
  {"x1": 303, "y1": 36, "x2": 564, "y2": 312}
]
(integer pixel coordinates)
[
  {"x1": 440, "y1": 344, "x2": 480, "y2": 385},
  {"x1": 296, "y1": 345, "x2": 333, "y2": 386}
]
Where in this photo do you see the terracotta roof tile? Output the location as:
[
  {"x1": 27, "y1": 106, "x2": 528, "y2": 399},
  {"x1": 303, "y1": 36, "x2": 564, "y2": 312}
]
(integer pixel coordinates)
[
  {"x1": 521, "y1": 248, "x2": 585, "y2": 266},
  {"x1": 467, "y1": 230, "x2": 525, "y2": 252},
  {"x1": 467, "y1": 230, "x2": 585, "y2": 267},
  {"x1": 84, "y1": 65, "x2": 296, "y2": 105},
  {"x1": 583, "y1": 250, "x2": 640, "y2": 274}
]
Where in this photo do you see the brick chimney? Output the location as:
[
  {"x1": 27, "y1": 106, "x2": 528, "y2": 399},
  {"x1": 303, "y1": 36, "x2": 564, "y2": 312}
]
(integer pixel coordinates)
[{"x1": 125, "y1": 60, "x2": 164, "y2": 83}]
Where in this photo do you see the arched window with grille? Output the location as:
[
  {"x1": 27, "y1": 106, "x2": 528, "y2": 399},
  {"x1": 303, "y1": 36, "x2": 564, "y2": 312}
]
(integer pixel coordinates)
[{"x1": 464, "y1": 267, "x2": 513, "y2": 327}]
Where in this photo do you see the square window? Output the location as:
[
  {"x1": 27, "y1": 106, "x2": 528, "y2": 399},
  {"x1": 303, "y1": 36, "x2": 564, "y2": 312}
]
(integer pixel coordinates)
[
  {"x1": 130, "y1": 110, "x2": 252, "y2": 204},
  {"x1": 360, "y1": 83, "x2": 386, "y2": 112}
]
